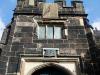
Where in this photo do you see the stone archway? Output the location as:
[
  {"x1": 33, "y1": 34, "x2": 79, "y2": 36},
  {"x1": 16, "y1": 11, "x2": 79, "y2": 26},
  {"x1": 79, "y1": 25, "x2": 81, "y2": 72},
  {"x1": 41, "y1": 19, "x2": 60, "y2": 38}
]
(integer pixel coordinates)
[{"x1": 28, "y1": 63, "x2": 74, "y2": 75}]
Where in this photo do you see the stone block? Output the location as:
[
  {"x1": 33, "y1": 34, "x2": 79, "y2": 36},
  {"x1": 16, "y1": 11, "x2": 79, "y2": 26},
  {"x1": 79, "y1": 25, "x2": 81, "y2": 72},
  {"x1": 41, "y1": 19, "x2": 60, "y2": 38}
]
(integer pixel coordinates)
[
  {"x1": 24, "y1": 32, "x2": 33, "y2": 37},
  {"x1": 12, "y1": 42, "x2": 24, "y2": 45},
  {"x1": 75, "y1": 44, "x2": 89, "y2": 49},
  {"x1": 14, "y1": 33, "x2": 24, "y2": 37},
  {"x1": 3, "y1": 45, "x2": 11, "y2": 51},
  {"x1": 53, "y1": 40, "x2": 63, "y2": 43},
  {"x1": 70, "y1": 49, "x2": 77, "y2": 55},
  {"x1": 76, "y1": 49, "x2": 88, "y2": 55},
  {"x1": 47, "y1": 40, "x2": 54, "y2": 43},
  {"x1": 1, "y1": 51, "x2": 7, "y2": 56},
  {"x1": 25, "y1": 48, "x2": 42, "y2": 54},
  {"x1": 68, "y1": 26, "x2": 84, "y2": 29},
  {"x1": 6, "y1": 73, "x2": 18, "y2": 75},
  {"x1": 0, "y1": 61, "x2": 6, "y2": 69},
  {"x1": 33, "y1": 40, "x2": 47, "y2": 43},
  {"x1": 59, "y1": 48, "x2": 71, "y2": 55},
  {"x1": 15, "y1": 51, "x2": 24, "y2": 56},
  {"x1": 68, "y1": 34, "x2": 77, "y2": 38},
  {"x1": 11, "y1": 45, "x2": 23, "y2": 51},
  {"x1": 78, "y1": 29, "x2": 85, "y2": 35},
  {"x1": 78, "y1": 34, "x2": 86, "y2": 38},
  {"x1": 42, "y1": 44, "x2": 53, "y2": 48},
  {"x1": 21, "y1": 27, "x2": 33, "y2": 32},
  {"x1": 54, "y1": 44, "x2": 69, "y2": 48},
  {"x1": 69, "y1": 19, "x2": 80, "y2": 26},
  {"x1": 63, "y1": 40, "x2": 69, "y2": 43},
  {"x1": 24, "y1": 43, "x2": 37, "y2": 48},
  {"x1": 75, "y1": 39, "x2": 88, "y2": 43},
  {"x1": 0, "y1": 56, "x2": 8, "y2": 62},
  {"x1": 16, "y1": 22, "x2": 34, "y2": 27},
  {"x1": 9, "y1": 57, "x2": 18, "y2": 62},
  {"x1": 20, "y1": 37, "x2": 32, "y2": 43},
  {"x1": 12, "y1": 37, "x2": 21, "y2": 43},
  {"x1": 68, "y1": 29, "x2": 79, "y2": 35},
  {"x1": 69, "y1": 44, "x2": 75, "y2": 48},
  {"x1": 8, "y1": 62, "x2": 18, "y2": 73},
  {"x1": 17, "y1": 15, "x2": 33, "y2": 22},
  {"x1": 6, "y1": 52, "x2": 16, "y2": 57},
  {"x1": 0, "y1": 69, "x2": 6, "y2": 75}
]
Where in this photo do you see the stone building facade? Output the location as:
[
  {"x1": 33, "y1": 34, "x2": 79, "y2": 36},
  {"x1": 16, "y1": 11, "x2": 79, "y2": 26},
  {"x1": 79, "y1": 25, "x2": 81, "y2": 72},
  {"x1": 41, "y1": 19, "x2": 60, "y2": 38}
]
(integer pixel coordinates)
[{"x1": 0, "y1": 0, "x2": 99, "y2": 75}]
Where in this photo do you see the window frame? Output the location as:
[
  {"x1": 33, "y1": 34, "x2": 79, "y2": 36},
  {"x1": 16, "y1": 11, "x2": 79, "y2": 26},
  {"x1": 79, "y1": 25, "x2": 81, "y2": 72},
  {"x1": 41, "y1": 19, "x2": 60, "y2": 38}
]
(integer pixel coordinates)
[
  {"x1": 43, "y1": 48, "x2": 59, "y2": 57},
  {"x1": 37, "y1": 24, "x2": 62, "y2": 39}
]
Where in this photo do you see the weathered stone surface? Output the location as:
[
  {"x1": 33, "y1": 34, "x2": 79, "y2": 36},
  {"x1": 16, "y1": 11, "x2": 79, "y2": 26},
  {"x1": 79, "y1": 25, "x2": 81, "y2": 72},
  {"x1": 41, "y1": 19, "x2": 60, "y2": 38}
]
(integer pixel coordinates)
[
  {"x1": 20, "y1": 37, "x2": 32, "y2": 43},
  {"x1": 6, "y1": 52, "x2": 16, "y2": 56},
  {"x1": 68, "y1": 18, "x2": 80, "y2": 26},
  {"x1": 24, "y1": 43, "x2": 37, "y2": 48},
  {"x1": 0, "y1": 61, "x2": 6, "y2": 69},
  {"x1": 21, "y1": 27, "x2": 33, "y2": 32},
  {"x1": 16, "y1": 15, "x2": 33, "y2": 22},
  {"x1": 33, "y1": 40, "x2": 47, "y2": 43},
  {"x1": 14, "y1": 32, "x2": 33, "y2": 37},
  {"x1": 7, "y1": 62, "x2": 18, "y2": 73},
  {"x1": 25, "y1": 48, "x2": 42, "y2": 54},
  {"x1": 78, "y1": 34, "x2": 86, "y2": 38},
  {"x1": 54, "y1": 44, "x2": 69, "y2": 48},
  {"x1": 75, "y1": 44, "x2": 89, "y2": 49},
  {"x1": 9, "y1": 57, "x2": 19, "y2": 62},
  {"x1": 68, "y1": 26, "x2": 84, "y2": 29},
  {"x1": 15, "y1": 51, "x2": 24, "y2": 56},
  {"x1": 75, "y1": 39, "x2": 88, "y2": 43},
  {"x1": 0, "y1": 68, "x2": 6, "y2": 75},
  {"x1": 0, "y1": 0, "x2": 91, "y2": 75},
  {"x1": 11, "y1": 45, "x2": 23, "y2": 51},
  {"x1": 41, "y1": 44, "x2": 53, "y2": 48}
]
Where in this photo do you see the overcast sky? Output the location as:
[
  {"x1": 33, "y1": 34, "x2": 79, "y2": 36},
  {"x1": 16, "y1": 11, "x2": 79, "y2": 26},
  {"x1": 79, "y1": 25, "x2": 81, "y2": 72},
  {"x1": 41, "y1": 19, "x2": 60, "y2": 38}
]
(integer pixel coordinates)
[{"x1": 0, "y1": 0, "x2": 100, "y2": 39}]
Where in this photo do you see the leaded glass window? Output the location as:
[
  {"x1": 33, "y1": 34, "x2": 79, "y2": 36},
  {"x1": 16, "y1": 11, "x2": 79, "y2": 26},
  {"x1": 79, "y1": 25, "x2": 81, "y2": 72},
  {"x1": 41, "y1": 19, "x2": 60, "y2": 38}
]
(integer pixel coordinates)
[
  {"x1": 54, "y1": 26, "x2": 61, "y2": 39},
  {"x1": 46, "y1": 26, "x2": 53, "y2": 39},
  {"x1": 38, "y1": 26, "x2": 45, "y2": 39},
  {"x1": 37, "y1": 25, "x2": 62, "y2": 39}
]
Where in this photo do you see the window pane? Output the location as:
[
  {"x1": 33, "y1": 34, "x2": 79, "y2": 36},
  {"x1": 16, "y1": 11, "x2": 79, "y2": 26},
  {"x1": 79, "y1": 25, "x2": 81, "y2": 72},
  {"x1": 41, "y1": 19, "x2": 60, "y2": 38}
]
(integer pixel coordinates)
[
  {"x1": 46, "y1": 26, "x2": 53, "y2": 39},
  {"x1": 38, "y1": 26, "x2": 45, "y2": 39},
  {"x1": 54, "y1": 26, "x2": 61, "y2": 39}
]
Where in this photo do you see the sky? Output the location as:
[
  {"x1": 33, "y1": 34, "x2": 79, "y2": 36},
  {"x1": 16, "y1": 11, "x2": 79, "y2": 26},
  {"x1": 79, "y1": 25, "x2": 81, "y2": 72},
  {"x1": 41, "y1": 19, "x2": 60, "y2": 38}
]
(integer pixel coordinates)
[{"x1": 0, "y1": 0, "x2": 100, "y2": 40}]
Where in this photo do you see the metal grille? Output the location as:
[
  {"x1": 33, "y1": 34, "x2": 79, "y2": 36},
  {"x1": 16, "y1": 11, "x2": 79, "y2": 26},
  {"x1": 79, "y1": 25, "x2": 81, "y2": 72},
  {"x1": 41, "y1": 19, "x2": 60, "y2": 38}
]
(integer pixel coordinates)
[{"x1": 43, "y1": 48, "x2": 59, "y2": 57}]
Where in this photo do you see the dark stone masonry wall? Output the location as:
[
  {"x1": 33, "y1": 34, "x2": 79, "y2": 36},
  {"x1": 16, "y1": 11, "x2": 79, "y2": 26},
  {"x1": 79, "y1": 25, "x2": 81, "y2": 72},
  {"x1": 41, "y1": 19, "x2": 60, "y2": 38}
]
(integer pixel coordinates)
[
  {"x1": 0, "y1": 15, "x2": 89, "y2": 75},
  {"x1": 0, "y1": 0, "x2": 90, "y2": 75}
]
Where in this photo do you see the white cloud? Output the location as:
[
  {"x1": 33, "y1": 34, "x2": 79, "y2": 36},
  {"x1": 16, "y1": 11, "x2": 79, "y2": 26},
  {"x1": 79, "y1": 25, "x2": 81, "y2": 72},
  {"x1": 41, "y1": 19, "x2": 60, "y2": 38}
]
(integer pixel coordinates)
[
  {"x1": 92, "y1": 19, "x2": 100, "y2": 30},
  {"x1": 0, "y1": 18, "x2": 5, "y2": 41}
]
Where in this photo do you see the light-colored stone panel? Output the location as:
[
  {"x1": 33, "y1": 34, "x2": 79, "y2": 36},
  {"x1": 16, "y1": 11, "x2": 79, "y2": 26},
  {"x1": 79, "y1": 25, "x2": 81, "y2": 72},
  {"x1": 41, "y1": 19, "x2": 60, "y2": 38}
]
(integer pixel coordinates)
[
  {"x1": 16, "y1": 22, "x2": 35, "y2": 27},
  {"x1": 43, "y1": 3, "x2": 58, "y2": 19},
  {"x1": 29, "y1": 0, "x2": 34, "y2": 6},
  {"x1": 79, "y1": 18, "x2": 84, "y2": 26},
  {"x1": 19, "y1": 58, "x2": 78, "y2": 75}
]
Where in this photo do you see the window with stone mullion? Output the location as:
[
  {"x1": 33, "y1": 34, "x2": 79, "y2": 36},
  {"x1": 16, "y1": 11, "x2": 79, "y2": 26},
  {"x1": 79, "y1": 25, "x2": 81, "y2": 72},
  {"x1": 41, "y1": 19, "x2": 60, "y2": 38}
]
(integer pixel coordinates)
[
  {"x1": 46, "y1": 26, "x2": 54, "y2": 39},
  {"x1": 38, "y1": 25, "x2": 61, "y2": 39}
]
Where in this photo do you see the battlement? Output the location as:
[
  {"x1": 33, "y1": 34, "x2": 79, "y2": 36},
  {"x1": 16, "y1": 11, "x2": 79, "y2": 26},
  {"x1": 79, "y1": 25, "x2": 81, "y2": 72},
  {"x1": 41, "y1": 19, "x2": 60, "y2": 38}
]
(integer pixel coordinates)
[{"x1": 15, "y1": 0, "x2": 85, "y2": 16}]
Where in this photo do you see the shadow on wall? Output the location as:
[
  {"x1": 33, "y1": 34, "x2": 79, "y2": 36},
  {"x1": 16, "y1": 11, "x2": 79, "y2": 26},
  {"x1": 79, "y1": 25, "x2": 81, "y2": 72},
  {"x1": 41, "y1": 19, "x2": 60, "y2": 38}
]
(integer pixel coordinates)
[
  {"x1": 0, "y1": 48, "x2": 2, "y2": 55},
  {"x1": 27, "y1": 63, "x2": 74, "y2": 75}
]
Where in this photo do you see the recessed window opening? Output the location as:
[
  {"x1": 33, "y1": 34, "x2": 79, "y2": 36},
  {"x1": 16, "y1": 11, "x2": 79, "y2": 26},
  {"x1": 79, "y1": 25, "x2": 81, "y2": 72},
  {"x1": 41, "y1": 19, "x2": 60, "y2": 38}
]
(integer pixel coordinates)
[{"x1": 37, "y1": 24, "x2": 62, "y2": 39}]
